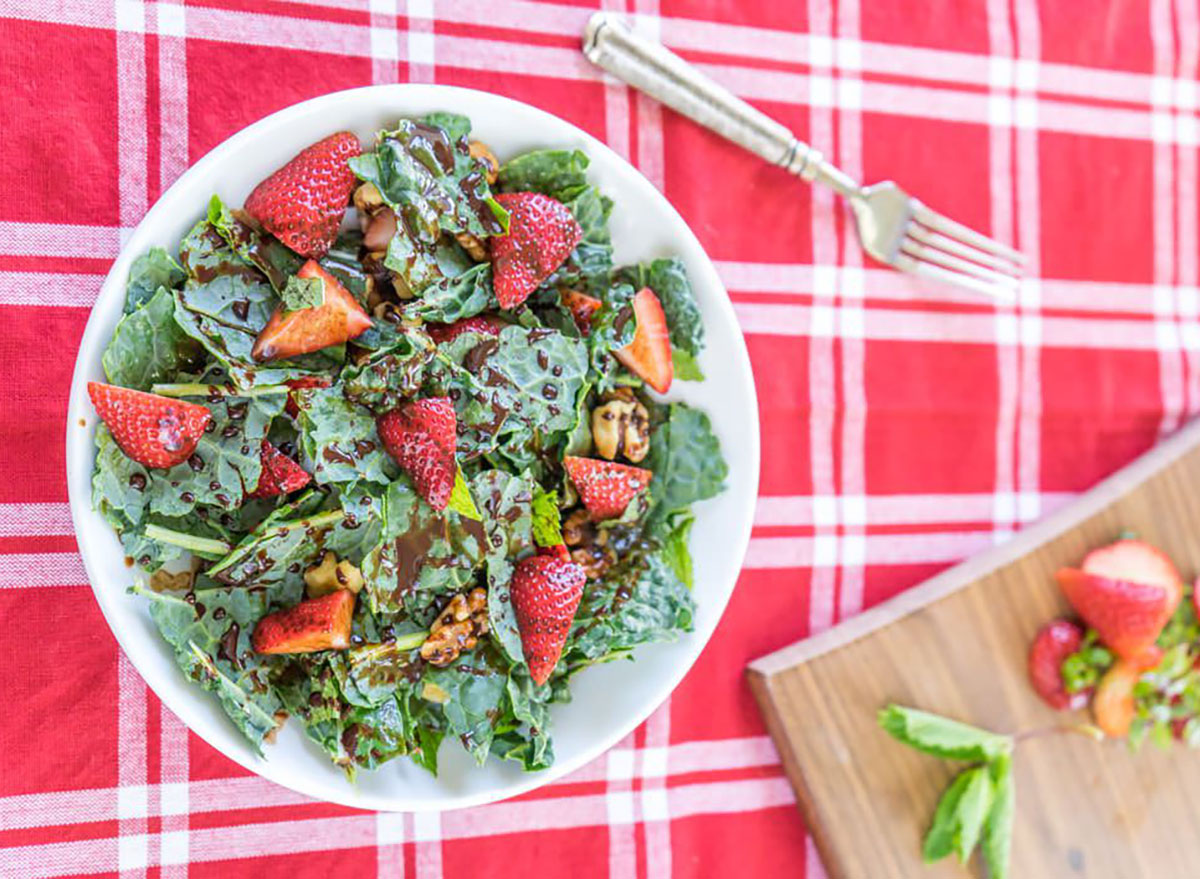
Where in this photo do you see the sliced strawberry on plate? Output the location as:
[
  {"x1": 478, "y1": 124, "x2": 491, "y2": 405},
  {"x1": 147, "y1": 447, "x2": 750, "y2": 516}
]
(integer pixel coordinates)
[
  {"x1": 252, "y1": 260, "x2": 372, "y2": 362},
  {"x1": 426, "y1": 315, "x2": 505, "y2": 344},
  {"x1": 244, "y1": 131, "x2": 361, "y2": 259},
  {"x1": 248, "y1": 441, "x2": 311, "y2": 499},
  {"x1": 1056, "y1": 567, "x2": 1173, "y2": 664},
  {"x1": 377, "y1": 397, "x2": 457, "y2": 510},
  {"x1": 1093, "y1": 660, "x2": 1140, "y2": 738},
  {"x1": 490, "y1": 192, "x2": 582, "y2": 309},
  {"x1": 251, "y1": 590, "x2": 355, "y2": 654},
  {"x1": 88, "y1": 382, "x2": 212, "y2": 470},
  {"x1": 1082, "y1": 538, "x2": 1183, "y2": 615},
  {"x1": 563, "y1": 456, "x2": 652, "y2": 522},
  {"x1": 510, "y1": 554, "x2": 586, "y2": 685},
  {"x1": 560, "y1": 288, "x2": 602, "y2": 335},
  {"x1": 1028, "y1": 618, "x2": 1088, "y2": 711},
  {"x1": 615, "y1": 287, "x2": 673, "y2": 394},
  {"x1": 283, "y1": 375, "x2": 333, "y2": 419}
]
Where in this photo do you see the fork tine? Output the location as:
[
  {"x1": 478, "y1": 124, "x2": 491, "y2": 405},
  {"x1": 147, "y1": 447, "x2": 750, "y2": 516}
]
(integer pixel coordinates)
[
  {"x1": 905, "y1": 225, "x2": 1021, "y2": 275},
  {"x1": 911, "y1": 201, "x2": 1025, "y2": 264},
  {"x1": 899, "y1": 238, "x2": 1021, "y2": 290},
  {"x1": 894, "y1": 253, "x2": 1018, "y2": 302}
]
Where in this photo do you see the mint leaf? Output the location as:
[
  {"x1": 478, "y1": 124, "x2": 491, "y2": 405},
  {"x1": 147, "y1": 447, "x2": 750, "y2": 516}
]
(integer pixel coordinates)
[
  {"x1": 655, "y1": 510, "x2": 695, "y2": 589},
  {"x1": 672, "y1": 347, "x2": 704, "y2": 381},
  {"x1": 922, "y1": 768, "x2": 974, "y2": 862},
  {"x1": 447, "y1": 467, "x2": 482, "y2": 521},
  {"x1": 953, "y1": 765, "x2": 993, "y2": 863},
  {"x1": 981, "y1": 755, "x2": 1015, "y2": 879},
  {"x1": 531, "y1": 487, "x2": 563, "y2": 547},
  {"x1": 281, "y1": 275, "x2": 324, "y2": 312},
  {"x1": 878, "y1": 705, "x2": 1013, "y2": 762}
]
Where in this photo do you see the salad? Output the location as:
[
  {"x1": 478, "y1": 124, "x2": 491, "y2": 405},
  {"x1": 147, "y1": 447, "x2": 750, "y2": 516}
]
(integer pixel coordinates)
[{"x1": 87, "y1": 112, "x2": 728, "y2": 778}]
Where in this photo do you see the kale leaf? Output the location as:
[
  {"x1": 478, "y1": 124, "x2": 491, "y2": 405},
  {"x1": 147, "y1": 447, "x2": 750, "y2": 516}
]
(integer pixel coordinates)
[
  {"x1": 644, "y1": 402, "x2": 727, "y2": 517},
  {"x1": 103, "y1": 286, "x2": 204, "y2": 391},
  {"x1": 407, "y1": 262, "x2": 497, "y2": 324},
  {"x1": 340, "y1": 327, "x2": 434, "y2": 414},
  {"x1": 615, "y1": 258, "x2": 704, "y2": 356},
  {"x1": 295, "y1": 385, "x2": 399, "y2": 486},
  {"x1": 125, "y1": 246, "x2": 185, "y2": 313}
]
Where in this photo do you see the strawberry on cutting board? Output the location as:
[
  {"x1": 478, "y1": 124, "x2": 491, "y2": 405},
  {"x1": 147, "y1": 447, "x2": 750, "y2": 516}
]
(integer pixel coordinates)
[
  {"x1": 1056, "y1": 567, "x2": 1174, "y2": 664},
  {"x1": 563, "y1": 456, "x2": 652, "y2": 521},
  {"x1": 88, "y1": 382, "x2": 212, "y2": 469},
  {"x1": 248, "y1": 441, "x2": 311, "y2": 499},
  {"x1": 252, "y1": 260, "x2": 372, "y2": 362},
  {"x1": 1028, "y1": 618, "x2": 1088, "y2": 711},
  {"x1": 377, "y1": 397, "x2": 457, "y2": 510},
  {"x1": 244, "y1": 131, "x2": 361, "y2": 259},
  {"x1": 1082, "y1": 538, "x2": 1183, "y2": 613},
  {"x1": 510, "y1": 554, "x2": 586, "y2": 685},
  {"x1": 615, "y1": 287, "x2": 674, "y2": 394},
  {"x1": 1093, "y1": 660, "x2": 1140, "y2": 738},
  {"x1": 252, "y1": 590, "x2": 355, "y2": 654},
  {"x1": 490, "y1": 192, "x2": 582, "y2": 309}
]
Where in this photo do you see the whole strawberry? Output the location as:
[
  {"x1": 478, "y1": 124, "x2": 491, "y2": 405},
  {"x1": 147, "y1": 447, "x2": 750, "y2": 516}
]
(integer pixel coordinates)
[
  {"x1": 244, "y1": 131, "x2": 361, "y2": 259},
  {"x1": 563, "y1": 456, "x2": 652, "y2": 521},
  {"x1": 88, "y1": 382, "x2": 211, "y2": 469},
  {"x1": 490, "y1": 192, "x2": 583, "y2": 309},
  {"x1": 510, "y1": 554, "x2": 586, "y2": 685},
  {"x1": 1027, "y1": 618, "x2": 1087, "y2": 711},
  {"x1": 248, "y1": 441, "x2": 311, "y2": 499},
  {"x1": 377, "y1": 397, "x2": 457, "y2": 510}
]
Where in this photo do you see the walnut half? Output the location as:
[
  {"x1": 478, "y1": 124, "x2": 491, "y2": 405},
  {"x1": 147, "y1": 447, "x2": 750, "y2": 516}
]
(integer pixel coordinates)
[
  {"x1": 469, "y1": 140, "x2": 500, "y2": 185},
  {"x1": 591, "y1": 388, "x2": 651, "y2": 463},
  {"x1": 562, "y1": 509, "x2": 616, "y2": 579},
  {"x1": 420, "y1": 588, "x2": 489, "y2": 666}
]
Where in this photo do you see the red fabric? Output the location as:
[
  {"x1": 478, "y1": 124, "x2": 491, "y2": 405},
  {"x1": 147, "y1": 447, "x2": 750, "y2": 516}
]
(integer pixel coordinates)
[{"x1": 0, "y1": 1, "x2": 1193, "y2": 875}]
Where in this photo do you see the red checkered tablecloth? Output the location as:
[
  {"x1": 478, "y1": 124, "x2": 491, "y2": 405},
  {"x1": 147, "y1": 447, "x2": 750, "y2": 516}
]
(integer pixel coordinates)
[{"x1": 1, "y1": 0, "x2": 1194, "y2": 875}]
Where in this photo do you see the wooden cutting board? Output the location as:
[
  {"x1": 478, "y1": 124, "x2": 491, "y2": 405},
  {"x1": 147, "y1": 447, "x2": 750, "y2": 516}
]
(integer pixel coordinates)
[{"x1": 747, "y1": 418, "x2": 1200, "y2": 879}]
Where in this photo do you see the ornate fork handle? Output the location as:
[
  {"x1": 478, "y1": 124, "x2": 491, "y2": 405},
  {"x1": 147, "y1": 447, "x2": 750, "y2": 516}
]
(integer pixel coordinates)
[{"x1": 583, "y1": 12, "x2": 861, "y2": 199}]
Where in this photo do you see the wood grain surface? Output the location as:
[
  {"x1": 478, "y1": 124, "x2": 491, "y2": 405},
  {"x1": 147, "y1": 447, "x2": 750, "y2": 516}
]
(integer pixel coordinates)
[{"x1": 747, "y1": 418, "x2": 1200, "y2": 879}]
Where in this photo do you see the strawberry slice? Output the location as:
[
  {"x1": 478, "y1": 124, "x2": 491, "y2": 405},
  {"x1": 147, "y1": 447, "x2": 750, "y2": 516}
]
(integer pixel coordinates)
[
  {"x1": 377, "y1": 397, "x2": 457, "y2": 510},
  {"x1": 251, "y1": 590, "x2": 355, "y2": 654},
  {"x1": 1028, "y1": 618, "x2": 1088, "y2": 711},
  {"x1": 1093, "y1": 660, "x2": 1140, "y2": 738},
  {"x1": 490, "y1": 192, "x2": 582, "y2": 309},
  {"x1": 283, "y1": 375, "x2": 333, "y2": 419},
  {"x1": 563, "y1": 456, "x2": 652, "y2": 522},
  {"x1": 426, "y1": 315, "x2": 505, "y2": 344},
  {"x1": 560, "y1": 289, "x2": 602, "y2": 335},
  {"x1": 247, "y1": 441, "x2": 311, "y2": 499},
  {"x1": 1056, "y1": 567, "x2": 1173, "y2": 663},
  {"x1": 510, "y1": 554, "x2": 586, "y2": 685},
  {"x1": 615, "y1": 287, "x2": 673, "y2": 394},
  {"x1": 251, "y1": 260, "x2": 372, "y2": 362},
  {"x1": 88, "y1": 382, "x2": 211, "y2": 469},
  {"x1": 1083, "y1": 538, "x2": 1183, "y2": 615},
  {"x1": 244, "y1": 131, "x2": 361, "y2": 259}
]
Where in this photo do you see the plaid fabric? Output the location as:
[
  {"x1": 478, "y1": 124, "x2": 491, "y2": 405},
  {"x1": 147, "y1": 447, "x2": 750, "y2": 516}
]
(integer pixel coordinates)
[{"x1": 0, "y1": 0, "x2": 1194, "y2": 875}]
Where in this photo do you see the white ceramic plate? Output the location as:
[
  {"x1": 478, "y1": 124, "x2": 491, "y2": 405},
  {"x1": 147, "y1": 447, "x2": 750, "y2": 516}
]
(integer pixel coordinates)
[{"x1": 65, "y1": 85, "x2": 760, "y2": 811}]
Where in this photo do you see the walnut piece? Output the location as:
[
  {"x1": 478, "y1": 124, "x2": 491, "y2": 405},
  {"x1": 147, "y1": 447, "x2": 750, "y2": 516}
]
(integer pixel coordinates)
[
  {"x1": 353, "y1": 182, "x2": 384, "y2": 215},
  {"x1": 304, "y1": 552, "x2": 365, "y2": 598},
  {"x1": 469, "y1": 140, "x2": 500, "y2": 185},
  {"x1": 590, "y1": 389, "x2": 651, "y2": 463},
  {"x1": 420, "y1": 588, "x2": 489, "y2": 666},
  {"x1": 455, "y1": 231, "x2": 489, "y2": 262},
  {"x1": 562, "y1": 509, "x2": 615, "y2": 579}
]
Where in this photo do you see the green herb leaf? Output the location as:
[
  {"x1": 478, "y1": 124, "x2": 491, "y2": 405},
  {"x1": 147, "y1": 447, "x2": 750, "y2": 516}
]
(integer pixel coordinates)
[
  {"x1": 923, "y1": 767, "x2": 981, "y2": 863},
  {"x1": 531, "y1": 487, "x2": 563, "y2": 547},
  {"x1": 878, "y1": 705, "x2": 1013, "y2": 762},
  {"x1": 953, "y1": 765, "x2": 994, "y2": 863},
  {"x1": 654, "y1": 510, "x2": 695, "y2": 589},
  {"x1": 981, "y1": 755, "x2": 1015, "y2": 879},
  {"x1": 447, "y1": 467, "x2": 482, "y2": 521},
  {"x1": 671, "y1": 347, "x2": 705, "y2": 381},
  {"x1": 280, "y1": 274, "x2": 324, "y2": 312}
]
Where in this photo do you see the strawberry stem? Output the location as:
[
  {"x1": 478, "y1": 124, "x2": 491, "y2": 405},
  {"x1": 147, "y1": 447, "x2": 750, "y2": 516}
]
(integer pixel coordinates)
[
  {"x1": 151, "y1": 383, "x2": 290, "y2": 399},
  {"x1": 144, "y1": 524, "x2": 232, "y2": 559}
]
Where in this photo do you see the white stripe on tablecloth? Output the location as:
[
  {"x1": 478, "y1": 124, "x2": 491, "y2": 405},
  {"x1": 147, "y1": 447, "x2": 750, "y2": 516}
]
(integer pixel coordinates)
[
  {"x1": 370, "y1": 0, "x2": 401, "y2": 85},
  {"x1": 754, "y1": 492, "x2": 1076, "y2": 528},
  {"x1": 0, "y1": 553, "x2": 89, "y2": 588},
  {"x1": 0, "y1": 503, "x2": 74, "y2": 536},
  {"x1": 154, "y1": 0, "x2": 190, "y2": 193},
  {"x1": 405, "y1": 0, "x2": 436, "y2": 84},
  {"x1": 0, "y1": 778, "x2": 794, "y2": 876},
  {"x1": 157, "y1": 702, "x2": 190, "y2": 879},
  {"x1": 745, "y1": 531, "x2": 995, "y2": 569},
  {"x1": 805, "y1": 0, "x2": 838, "y2": 641},
  {"x1": 0, "y1": 221, "x2": 123, "y2": 259},
  {"x1": 1177, "y1": 0, "x2": 1200, "y2": 417},
  {"x1": 117, "y1": 652, "x2": 148, "y2": 879}
]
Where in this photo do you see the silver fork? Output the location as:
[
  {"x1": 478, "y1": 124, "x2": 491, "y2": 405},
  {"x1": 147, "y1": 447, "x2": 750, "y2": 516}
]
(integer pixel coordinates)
[{"x1": 582, "y1": 13, "x2": 1024, "y2": 300}]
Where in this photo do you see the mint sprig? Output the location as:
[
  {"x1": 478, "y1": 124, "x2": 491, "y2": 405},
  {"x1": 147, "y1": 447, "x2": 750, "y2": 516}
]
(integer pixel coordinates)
[{"x1": 878, "y1": 705, "x2": 1015, "y2": 878}]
